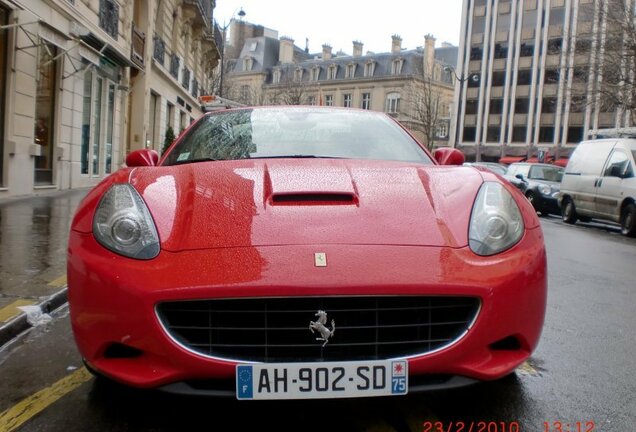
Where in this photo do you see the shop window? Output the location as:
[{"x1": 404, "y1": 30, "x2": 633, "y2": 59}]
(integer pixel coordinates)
[{"x1": 34, "y1": 42, "x2": 58, "y2": 185}]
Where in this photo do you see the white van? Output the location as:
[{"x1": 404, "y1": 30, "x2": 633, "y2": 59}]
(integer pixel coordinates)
[{"x1": 559, "y1": 138, "x2": 636, "y2": 237}]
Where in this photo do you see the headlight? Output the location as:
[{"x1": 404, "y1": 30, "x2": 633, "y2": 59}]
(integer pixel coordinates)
[
  {"x1": 93, "y1": 184, "x2": 160, "y2": 259},
  {"x1": 538, "y1": 184, "x2": 551, "y2": 195},
  {"x1": 469, "y1": 182, "x2": 524, "y2": 256}
]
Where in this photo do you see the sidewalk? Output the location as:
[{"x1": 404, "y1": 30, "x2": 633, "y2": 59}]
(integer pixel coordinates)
[{"x1": 0, "y1": 189, "x2": 90, "y2": 348}]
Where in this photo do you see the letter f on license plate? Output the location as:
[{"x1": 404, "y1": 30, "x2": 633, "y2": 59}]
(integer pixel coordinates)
[{"x1": 236, "y1": 360, "x2": 408, "y2": 400}]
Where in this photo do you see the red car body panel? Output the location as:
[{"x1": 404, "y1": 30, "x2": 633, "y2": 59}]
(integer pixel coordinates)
[{"x1": 68, "y1": 155, "x2": 546, "y2": 390}]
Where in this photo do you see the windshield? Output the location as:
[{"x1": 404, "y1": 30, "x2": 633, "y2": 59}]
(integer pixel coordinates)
[
  {"x1": 529, "y1": 165, "x2": 564, "y2": 182},
  {"x1": 162, "y1": 107, "x2": 432, "y2": 165}
]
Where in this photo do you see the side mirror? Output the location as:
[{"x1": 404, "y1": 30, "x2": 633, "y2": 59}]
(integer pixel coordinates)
[
  {"x1": 126, "y1": 149, "x2": 159, "y2": 167},
  {"x1": 515, "y1": 173, "x2": 526, "y2": 181},
  {"x1": 433, "y1": 148, "x2": 465, "y2": 166}
]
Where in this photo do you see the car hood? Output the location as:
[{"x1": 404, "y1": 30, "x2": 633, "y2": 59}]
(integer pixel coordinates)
[{"x1": 130, "y1": 159, "x2": 484, "y2": 251}]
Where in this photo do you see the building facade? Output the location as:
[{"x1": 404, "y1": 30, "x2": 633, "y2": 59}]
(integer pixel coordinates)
[
  {"x1": 0, "y1": 0, "x2": 219, "y2": 198},
  {"x1": 223, "y1": 21, "x2": 457, "y2": 148},
  {"x1": 452, "y1": 0, "x2": 631, "y2": 163}
]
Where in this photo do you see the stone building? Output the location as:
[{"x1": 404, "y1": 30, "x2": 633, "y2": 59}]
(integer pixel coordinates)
[
  {"x1": 222, "y1": 20, "x2": 457, "y2": 148},
  {"x1": 0, "y1": 0, "x2": 219, "y2": 198}
]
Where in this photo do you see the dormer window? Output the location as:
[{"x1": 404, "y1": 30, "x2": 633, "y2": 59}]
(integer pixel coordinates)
[
  {"x1": 327, "y1": 64, "x2": 338, "y2": 80},
  {"x1": 273, "y1": 68, "x2": 282, "y2": 84},
  {"x1": 310, "y1": 66, "x2": 321, "y2": 81},
  {"x1": 243, "y1": 56, "x2": 253, "y2": 72},
  {"x1": 364, "y1": 60, "x2": 376, "y2": 77},
  {"x1": 345, "y1": 62, "x2": 357, "y2": 79},
  {"x1": 391, "y1": 58, "x2": 404, "y2": 75},
  {"x1": 294, "y1": 67, "x2": 304, "y2": 82}
]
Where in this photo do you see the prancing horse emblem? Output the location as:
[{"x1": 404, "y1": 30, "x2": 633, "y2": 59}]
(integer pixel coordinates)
[{"x1": 309, "y1": 310, "x2": 335, "y2": 347}]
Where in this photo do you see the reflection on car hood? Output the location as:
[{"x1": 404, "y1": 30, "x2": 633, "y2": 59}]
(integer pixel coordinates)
[{"x1": 131, "y1": 159, "x2": 484, "y2": 251}]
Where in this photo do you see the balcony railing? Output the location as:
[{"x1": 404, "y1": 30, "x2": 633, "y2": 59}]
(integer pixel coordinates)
[
  {"x1": 153, "y1": 34, "x2": 165, "y2": 65},
  {"x1": 170, "y1": 54, "x2": 180, "y2": 79},
  {"x1": 183, "y1": 0, "x2": 214, "y2": 29},
  {"x1": 131, "y1": 24, "x2": 145, "y2": 69}
]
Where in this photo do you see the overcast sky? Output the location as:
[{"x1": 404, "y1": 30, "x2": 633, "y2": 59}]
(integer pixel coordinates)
[{"x1": 214, "y1": 0, "x2": 464, "y2": 55}]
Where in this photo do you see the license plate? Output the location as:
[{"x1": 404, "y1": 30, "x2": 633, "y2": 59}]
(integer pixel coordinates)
[{"x1": 236, "y1": 360, "x2": 408, "y2": 400}]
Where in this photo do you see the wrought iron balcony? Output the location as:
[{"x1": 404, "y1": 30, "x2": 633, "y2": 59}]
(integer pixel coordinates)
[
  {"x1": 131, "y1": 24, "x2": 145, "y2": 69},
  {"x1": 99, "y1": 0, "x2": 119, "y2": 40},
  {"x1": 170, "y1": 54, "x2": 180, "y2": 79},
  {"x1": 182, "y1": 68, "x2": 191, "y2": 90},
  {"x1": 183, "y1": 0, "x2": 214, "y2": 29},
  {"x1": 153, "y1": 34, "x2": 166, "y2": 65}
]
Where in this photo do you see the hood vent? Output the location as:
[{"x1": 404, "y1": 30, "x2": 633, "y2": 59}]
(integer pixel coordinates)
[{"x1": 271, "y1": 192, "x2": 356, "y2": 205}]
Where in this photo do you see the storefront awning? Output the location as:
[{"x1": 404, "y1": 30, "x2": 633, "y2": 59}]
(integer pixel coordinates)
[
  {"x1": 499, "y1": 156, "x2": 526, "y2": 165},
  {"x1": 553, "y1": 158, "x2": 569, "y2": 167}
]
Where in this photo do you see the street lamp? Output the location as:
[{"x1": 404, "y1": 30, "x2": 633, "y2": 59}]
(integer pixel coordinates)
[
  {"x1": 444, "y1": 65, "x2": 479, "y2": 159},
  {"x1": 219, "y1": 7, "x2": 246, "y2": 98}
]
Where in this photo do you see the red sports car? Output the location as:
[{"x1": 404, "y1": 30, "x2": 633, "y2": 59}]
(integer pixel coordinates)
[{"x1": 68, "y1": 107, "x2": 546, "y2": 399}]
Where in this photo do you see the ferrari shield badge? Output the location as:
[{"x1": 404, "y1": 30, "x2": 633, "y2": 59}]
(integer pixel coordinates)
[
  {"x1": 314, "y1": 252, "x2": 327, "y2": 267},
  {"x1": 309, "y1": 310, "x2": 335, "y2": 347}
]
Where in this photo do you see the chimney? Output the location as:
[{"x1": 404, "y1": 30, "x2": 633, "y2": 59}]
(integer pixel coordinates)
[
  {"x1": 322, "y1": 44, "x2": 332, "y2": 60},
  {"x1": 353, "y1": 40, "x2": 363, "y2": 57},
  {"x1": 279, "y1": 36, "x2": 294, "y2": 64},
  {"x1": 424, "y1": 34, "x2": 436, "y2": 76},
  {"x1": 391, "y1": 35, "x2": 402, "y2": 54}
]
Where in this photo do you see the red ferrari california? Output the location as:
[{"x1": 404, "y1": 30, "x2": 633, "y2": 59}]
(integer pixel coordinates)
[{"x1": 68, "y1": 107, "x2": 546, "y2": 400}]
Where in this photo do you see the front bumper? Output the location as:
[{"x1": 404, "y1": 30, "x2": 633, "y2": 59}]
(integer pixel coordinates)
[{"x1": 68, "y1": 228, "x2": 547, "y2": 392}]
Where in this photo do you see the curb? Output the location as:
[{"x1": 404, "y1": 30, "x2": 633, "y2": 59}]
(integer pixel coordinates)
[{"x1": 0, "y1": 287, "x2": 68, "y2": 349}]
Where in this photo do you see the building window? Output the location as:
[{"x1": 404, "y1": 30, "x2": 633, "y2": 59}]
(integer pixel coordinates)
[
  {"x1": 170, "y1": 54, "x2": 180, "y2": 79},
  {"x1": 99, "y1": 0, "x2": 119, "y2": 40},
  {"x1": 512, "y1": 126, "x2": 527, "y2": 142},
  {"x1": 542, "y1": 97, "x2": 558, "y2": 113},
  {"x1": 343, "y1": 93, "x2": 352, "y2": 107},
  {"x1": 567, "y1": 126, "x2": 584, "y2": 143},
  {"x1": 470, "y1": 46, "x2": 483, "y2": 60},
  {"x1": 467, "y1": 73, "x2": 480, "y2": 87},
  {"x1": 465, "y1": 99, "x2": 478, "y2": 115},
  {"x1": 81, "y1": 71, "x2": 92, "y2": 175},
  {"x1": 307, "y1": 95, "x2": 316, "y2": 105},
  {"x1": 239, "y1": 85, "x2": 250, "y2": 103},
  {"x1": 182, "y1": 68, "x2": 190, "y2": 90},
  {"x1": 327, "y1": 64, "x2": 338, "y2": 80},
  {"x1": 570, "y1": 96, "x2": 586, "y2": 113},
  {"x1": 34, "y1": 41, "x2": 58, "y2": 184},
  {"x1": 294, "y1": 67, "x2": 304, "y2": 82},
  {"x1": 436, "y1": 122, "x2": 448, "y2": 138},
  {"x1": 494, "y1": 43, "x2": 508, "y2": 59},
  {"x1": 364, "y1": 61, "x2": 376, "y2": 77},
  {"x1": 361, "y1": 92, "x2": 371, "y2": 110},
  {"x1": 515, "y1": 98, "x2": 530, "y2": 113},
  {"x1": 547, "y1": 38, "x2": 563, "y2": 54},
  {"x1": 243, "y1": 57, "x2": 253, "y2": 71},
  {"x1": 311, "y1": 66, "x2": 320, "y2": 81},
  {"x1": 492, "y1": 71, "x2": 506, "y2": 86},
  {"x1": 345, "y1": 63, "x2": 356, "y2": 79},
  {"x1": 489, "y1": 99, "x2": 504, "y2": 114},
  {"x1": 391, "y1": 58, "x2": 404, "y2": 75},
  {"x1": 519, "y1": 42, "x2": 534, "y2": 56},
  {"x1": 385, "y1": 92, "x2": 400, "y2": 113},
  {"x1": 539, "y1": 127, "x2": 555, "y2": 142},
  {"x1": 487, "y1": 127, "x2": 501, "y2": 142},
  {"x1": 273, "y1": 68, "x2": 281, "y2": 84},
  {"x1": 463, "y1": 127, "x2": 476, "y2": 141},
  {"x1": 325, "y1": 95, "x2": 334, "y2": 106},
  {"x1": 517, "y1": 69, "x2": 532, "y2": 85},
  {"x1": 545, "y1": 68, "x2": 559, "y2": 84}
]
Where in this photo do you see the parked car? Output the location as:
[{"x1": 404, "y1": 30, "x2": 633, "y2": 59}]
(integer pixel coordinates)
[
  {"x1": 505, "y1": 162, "x2": 564, "y2": 216},
  {"x1": 463, "y1": 162, "x2": 507, "y2": 176},
  {"x1": 68, "y1": 107, "x2": 547, "y2": 400},
  {"x1": 559, "y1": 138, "x2": 636, "y2": 236}
]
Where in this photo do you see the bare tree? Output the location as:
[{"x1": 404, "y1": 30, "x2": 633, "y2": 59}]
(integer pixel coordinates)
[{"x1": 267, "y1": 72, "x2": 310, "y2": 106}]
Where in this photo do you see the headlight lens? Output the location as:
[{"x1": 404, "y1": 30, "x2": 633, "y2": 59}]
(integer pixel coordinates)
[
  {"x1": 469, "y1": 182, "x2": 524, "y2": 256},
  {"x1": 538, "y1": 184, "x2": 551, "y2": 195},
  {"x1": 93, "y1": 184, "x2": 160, "y2": 259}
]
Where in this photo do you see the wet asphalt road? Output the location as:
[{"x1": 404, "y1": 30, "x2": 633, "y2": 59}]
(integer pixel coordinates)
[{"x1": 0, "y1": 200, "x2": 635, "y2": 431}]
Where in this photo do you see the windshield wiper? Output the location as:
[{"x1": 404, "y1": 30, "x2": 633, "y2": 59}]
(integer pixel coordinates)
[{"x1": 172, "y1": 157, "x2": 222, "y2": 165}]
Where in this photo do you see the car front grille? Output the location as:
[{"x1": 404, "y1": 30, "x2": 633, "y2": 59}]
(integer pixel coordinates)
[{"x1": 156, "y1": 296, "x2": 480, "y2": 362}]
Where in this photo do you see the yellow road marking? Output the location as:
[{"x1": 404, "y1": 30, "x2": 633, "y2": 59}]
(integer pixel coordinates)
[
  {"x1": 0, "y1": 300, "x2": 35, "y2": 323},
  {"x1": 517, "y1": 360, "x2": 539, "y2": 376},
  {"x1": 47, "y1": 275, "x2": 67, "y2": 288},
  {"x1": 0, "y1": 367, "x2": 92, "y2": 432}
]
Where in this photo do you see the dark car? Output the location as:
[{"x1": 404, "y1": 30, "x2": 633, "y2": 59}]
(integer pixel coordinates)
[{"x1": 505, "y1": 163, "x2": 564, "y2": 216}]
